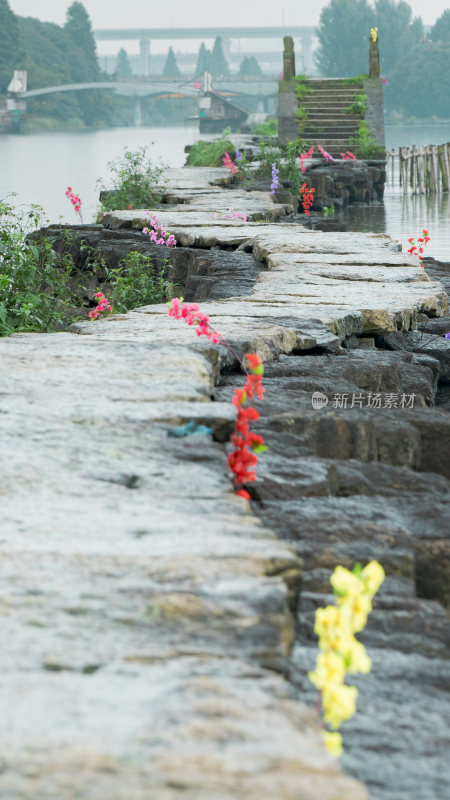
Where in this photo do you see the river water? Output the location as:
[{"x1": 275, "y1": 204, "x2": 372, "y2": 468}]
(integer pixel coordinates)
[{"x1": 0, "y1": 122, "x2": 449, "y2": 259}]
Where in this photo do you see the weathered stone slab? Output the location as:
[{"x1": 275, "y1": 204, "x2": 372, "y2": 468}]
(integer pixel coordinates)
[
  {"x1": 2, "y1": 165, "x2": 448, "y2": 800},
  {"x1": 266, "y1": 251, "x2": 420, "y2": 268}
]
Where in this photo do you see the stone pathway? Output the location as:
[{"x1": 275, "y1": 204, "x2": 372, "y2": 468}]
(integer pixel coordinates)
[{"x1": 1, "y1": 166, "x2": 449, "y2": 799}]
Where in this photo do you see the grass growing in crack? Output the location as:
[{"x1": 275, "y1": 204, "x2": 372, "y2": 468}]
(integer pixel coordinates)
[{"x1": 186, "y1": 130, "x2": 235, "y2": 167}]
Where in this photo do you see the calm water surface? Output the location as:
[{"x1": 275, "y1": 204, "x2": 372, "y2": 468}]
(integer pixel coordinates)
[{"x1": 0, "y1": 121, "x2": 449, "y2": 260}]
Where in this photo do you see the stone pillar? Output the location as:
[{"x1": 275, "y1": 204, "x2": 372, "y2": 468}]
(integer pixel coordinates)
[
  {"x1": 283, "y1": 36, "x2": 295, "y2": 79},
  {"x1": 139, "y1": 38, "x2": 150, "y2": 76},
  {"x1": 278, "y1": 36, "x2": 298, "y2": 147},
  {"x1": 369, "y1": 36, "x2": 380, "y2": 79}
]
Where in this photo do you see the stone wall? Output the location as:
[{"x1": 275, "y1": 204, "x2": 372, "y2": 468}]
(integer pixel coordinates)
[{"x1": 363, "y1": 77, "x2": 385, "y2": 149}]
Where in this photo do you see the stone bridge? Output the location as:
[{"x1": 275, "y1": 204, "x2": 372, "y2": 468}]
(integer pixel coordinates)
[{"x1": 1, "y1": 165, "x2": 449, "y2": 799}]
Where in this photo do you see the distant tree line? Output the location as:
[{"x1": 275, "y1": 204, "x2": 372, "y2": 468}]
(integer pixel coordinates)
[
  {"x1": 0, "y1": 0, "x2": 136, "y2": 130},
  {"x1": 316, "y1": 0, "x2": 450, "y2": 118},
  {"x1": 0, "y1": 0, "x2": 265, "y2": 130}
]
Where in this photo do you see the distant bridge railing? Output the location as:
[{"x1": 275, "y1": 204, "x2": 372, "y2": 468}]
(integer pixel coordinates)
[
  {"x1": 17, "y1": 77, "x2": 278, "y2": 101},
  {"x1": 18, "y1": 81, "x2": 201, "y2": 100}
]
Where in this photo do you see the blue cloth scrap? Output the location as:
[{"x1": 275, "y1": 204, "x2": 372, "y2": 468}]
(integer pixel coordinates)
[{"x1": 167, "y1": 420, "x2": 213, "y2": 438}]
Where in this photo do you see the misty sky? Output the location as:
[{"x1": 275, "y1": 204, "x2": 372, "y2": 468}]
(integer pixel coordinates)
[{"x1": 9, "y1": 0, "x2": 449, "y2": 28}]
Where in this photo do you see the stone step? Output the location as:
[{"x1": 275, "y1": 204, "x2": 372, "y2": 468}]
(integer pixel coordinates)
[
  {"x1": 305, "y1": 104, "x2": 361, "y2": 111},
  {"x1": 302, "y1": 131, "x2": 359, "y2": 140},
  {"x1": 306, "y1": 113, "x2": 362, "y2": 121},
  {"x1": 305, "y1": 79, "x2": 364, "y2": 87},
  {"x1": 304, "y1": 88, "x2": 362, "y2": 96},
  {"x1": 302, "y1": 98, "x2": 361, "y2": 106},
  {"x1": 304, "y1": 122, "x2": 360, "y2": 130}
]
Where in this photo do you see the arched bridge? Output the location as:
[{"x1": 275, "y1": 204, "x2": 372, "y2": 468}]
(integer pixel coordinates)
[{"x1": 18, "y1": 80, "x2": 201, "y2": 100}]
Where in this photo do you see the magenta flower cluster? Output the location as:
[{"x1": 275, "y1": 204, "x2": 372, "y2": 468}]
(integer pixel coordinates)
[
  {"x1": 65, "y1": 186, "x2": 83, "y2": 222},
  {"x1": 223, "y1": 152, "x2": 238, "y2": 174},
  {"x1": 168, "y1": 298, "x2": 221, "y2": 343},
  {"x1": 214, "y1": 208, "x2": 248, "y2": 221},
  {"x1": 89, "y1": 291, "x2": 112, "y2": 320},
  {"x1": 317, "y1": 144, "x2": 336, "y2": 163},
  {"x1": 142, "y1": 212, "x2": 177, "y2": 247}
]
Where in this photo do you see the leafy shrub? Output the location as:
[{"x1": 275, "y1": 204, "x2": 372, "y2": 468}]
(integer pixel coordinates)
[
  {"x1": 342, "y1": 91, "x2": 368, "y2": 115},
  {"x1": 107, "y1": 250, "x2": 173, "y2": 313},
  {"x1": 0, "y1": 198, "x2": 173, "y2": 337},
  {"x1": 98, "y1": 147, "x2": 168, "y2": 211},
  {"x1": 0, "y1": 198, "x2": 79, "y2": 336}
]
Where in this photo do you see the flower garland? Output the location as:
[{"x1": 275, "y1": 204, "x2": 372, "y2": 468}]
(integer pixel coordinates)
[
  {"x1": 65, "y1": 186, "x2": 83, "y2": 223},
  {"x1": 407, "y1": 229, "x2": 430, "y2": 267},
  {"x1": 223, "y1": 152, "x2": 238, "y2": 175},
  {"x1": 214, "y1": 208, "x2": 248, "y2": 221},
  {"x1": 300, "y1": 182, "x2": 315, "y2": 215},
  {"x1": 88, "y1": 291, "x2": 112, "y2": 320},
  {"x1": 142, "y1": 212, "x2": 177, "y2": 247},
  {"x1": 309, "y1": 561, "x2": 385, "y2": 757},
  {"x1": 168, "y1": 298, "x2": 266, "y2": 497}
]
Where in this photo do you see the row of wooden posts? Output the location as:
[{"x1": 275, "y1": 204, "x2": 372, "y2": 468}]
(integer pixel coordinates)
[{"x1": 389, "y1": 144, "x2": 450, "y2": 195}]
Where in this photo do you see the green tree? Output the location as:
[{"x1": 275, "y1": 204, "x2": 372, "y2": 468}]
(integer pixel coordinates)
[
  {"x1": 387, "y1": 40, "x2": 450, "y2": 117},
  {"x1": 115, "y1": 48, "x2": 132, "y2": 78},
  {"x1": 162, "y1": 47, "x2": 180, "y2": 77},
  {"x1": 374, "y1": 0, "x2": 424, "y2": 75},
  {"x1": 316, "y1": 0, "x2": 373, "y2": 76},
  {"x1": 195, "y1": 42, "x2": 210, "y2": 75},
  {"x1": 430, "y1": 9, "x2": 450, "y2": 43},
  {"x1": 0, "y1": 0, "x2": 23, "y2": 93},
  {"x1": 238, "y1": 56, "x2": 263, "y2": 77},
  {"x1": 209, "y1": 36, "x2": 230, "y2": 77},
  {"x1": 65, "y1": 1, "x2": 100, "y2": 78}
]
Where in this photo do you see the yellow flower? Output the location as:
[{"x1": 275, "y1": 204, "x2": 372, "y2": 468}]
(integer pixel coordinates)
[
  {"x1": 361, "y1": 560, "x2": 385, "y2": 596},
  {"x1": 339, "y1": 592, "x2": 372, "y2": 633},
  {"x1": 330, "y1": 565, "x2": 365, "y2": 598},
  {"x1": 314, "y1": 605, "x2": 343, "y2": 642},
  {"x1": 308, "y1": 651, "x2": 346, "y2": 690},
  {"x1": 322, "y1": 730, "x2": 343, "y2": 758},
  {"x1": 322, "y1": 682, "x2": 358, "y2": 729},
  {"x1": 371, "y1": 27, "x2": 378, "y2": 41},
  {"x1": 341, "y1": 637, "x2": 372, "y2": 674}
]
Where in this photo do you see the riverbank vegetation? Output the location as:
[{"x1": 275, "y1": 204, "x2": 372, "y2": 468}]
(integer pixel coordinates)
[{"x1": 0, "y1": 196, "x2": 171, "y2": 337}]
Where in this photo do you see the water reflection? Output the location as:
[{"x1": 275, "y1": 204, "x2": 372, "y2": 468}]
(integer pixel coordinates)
[{"x1": 344, "y1": 158, "x2": 449, "y2": 260}]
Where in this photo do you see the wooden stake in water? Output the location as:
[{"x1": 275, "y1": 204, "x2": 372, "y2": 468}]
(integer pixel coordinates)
[
  {"x1": 412, "y1": 145, "x2": 417, "y2": 194},
  {"x1": 418, "y1": 146, "x2": 425, "y2": 195}
]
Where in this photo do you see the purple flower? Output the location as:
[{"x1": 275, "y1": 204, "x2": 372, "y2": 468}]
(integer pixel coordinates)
[
  {"x1": 236, "y1": 150, "x2": 243, "y2": 162},
  {"x1": 445, "y1": 332, "x2": 450, "y2": 339},
  {"x1": 270, "y1": 163, "x2": 279, "y2": 195}
]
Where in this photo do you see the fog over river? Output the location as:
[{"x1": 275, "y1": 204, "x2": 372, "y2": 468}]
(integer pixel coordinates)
[{"x1": 0, "y1": 121, "x2": 449, "y2": 259}]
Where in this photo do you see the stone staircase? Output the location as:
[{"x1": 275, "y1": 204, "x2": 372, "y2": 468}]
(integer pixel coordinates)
[{"x1": 300, "y1": 78, "x2": 365, "y2": 156}]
